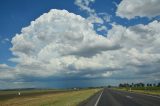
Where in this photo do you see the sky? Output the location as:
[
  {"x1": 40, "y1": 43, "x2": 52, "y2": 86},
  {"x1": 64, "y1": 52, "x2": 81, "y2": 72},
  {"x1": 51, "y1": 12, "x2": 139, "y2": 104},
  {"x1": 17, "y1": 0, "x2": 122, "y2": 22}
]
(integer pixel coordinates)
[{"x1": 0, "y1": 0, "x2": 160, "y2": 89}]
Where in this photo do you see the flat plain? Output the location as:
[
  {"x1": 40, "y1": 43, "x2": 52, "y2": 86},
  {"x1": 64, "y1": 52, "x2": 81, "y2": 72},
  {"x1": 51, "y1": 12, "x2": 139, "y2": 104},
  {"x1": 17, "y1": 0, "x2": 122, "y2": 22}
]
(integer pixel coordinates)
[{"x1": 0, "y1": 88, "x2": 100, "y2": 106}]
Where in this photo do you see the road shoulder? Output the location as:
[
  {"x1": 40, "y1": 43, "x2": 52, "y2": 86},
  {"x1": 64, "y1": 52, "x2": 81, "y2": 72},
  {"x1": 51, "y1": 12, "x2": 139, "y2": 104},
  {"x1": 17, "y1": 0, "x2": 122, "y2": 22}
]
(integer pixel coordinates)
[{"x1": 78, "y1": 89, "x2": 103, "y2": 106}]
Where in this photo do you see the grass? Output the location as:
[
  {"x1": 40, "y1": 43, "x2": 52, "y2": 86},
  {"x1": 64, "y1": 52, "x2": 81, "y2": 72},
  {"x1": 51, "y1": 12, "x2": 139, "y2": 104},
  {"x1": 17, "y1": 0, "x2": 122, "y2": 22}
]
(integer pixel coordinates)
[
  {"x1": 0, "y1": 89, "x2": 62, "y2": 95},
  {"x1": 0, "y1": 89, "x2": 65, "y2": 101},
  {"x1": 113, "y1": 87, "x2": 160, "y2": 96},
  {"x1": 0, "y1": 89, "x2": 101, "y2": 106}
]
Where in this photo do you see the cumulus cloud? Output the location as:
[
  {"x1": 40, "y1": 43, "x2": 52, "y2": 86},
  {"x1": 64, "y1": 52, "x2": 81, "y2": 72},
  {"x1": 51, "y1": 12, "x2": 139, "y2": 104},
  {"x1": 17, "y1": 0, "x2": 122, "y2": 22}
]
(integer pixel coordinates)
[
  {"x1": 107, "y1": 20, "x2": 160, "y2": 81},
  {"x1": 0, "y1": 64, "x2": 16, "y2": 80},
  {"x1": 9, "y1": 9, "x2": 119, "y2": 80},
  {"x1": 116, "y1": 0, "x2": 160, "y2": 19},
  {"x1": 1, "y1": 2, "x2": 160, "y2": 86}
]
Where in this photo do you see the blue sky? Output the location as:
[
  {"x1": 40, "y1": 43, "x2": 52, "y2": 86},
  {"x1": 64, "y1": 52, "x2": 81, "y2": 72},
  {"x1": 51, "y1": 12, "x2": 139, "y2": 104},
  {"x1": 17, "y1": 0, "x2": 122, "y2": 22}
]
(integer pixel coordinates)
[{"x1": 0, "y1": 0, "x2": 160, "y2": 89}]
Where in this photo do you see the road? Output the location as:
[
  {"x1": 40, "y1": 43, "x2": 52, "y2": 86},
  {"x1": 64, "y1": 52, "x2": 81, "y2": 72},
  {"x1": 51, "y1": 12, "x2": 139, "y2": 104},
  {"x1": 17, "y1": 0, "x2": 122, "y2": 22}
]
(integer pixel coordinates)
[{"x1": 83, "y1": 88, "x2": 160, "y2": 106}]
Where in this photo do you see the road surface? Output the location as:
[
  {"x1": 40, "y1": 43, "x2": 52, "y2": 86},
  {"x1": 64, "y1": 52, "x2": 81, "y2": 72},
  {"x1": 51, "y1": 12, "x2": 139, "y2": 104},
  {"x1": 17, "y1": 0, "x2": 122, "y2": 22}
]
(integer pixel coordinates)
[{"x1": 83, "y1": 88, "x2": 160, "y2": 106}]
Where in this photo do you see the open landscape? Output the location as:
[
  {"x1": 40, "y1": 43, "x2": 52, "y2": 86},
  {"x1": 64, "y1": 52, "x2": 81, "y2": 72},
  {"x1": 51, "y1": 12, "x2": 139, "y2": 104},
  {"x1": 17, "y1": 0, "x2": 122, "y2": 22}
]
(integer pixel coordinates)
[
  {"x1": 1, "y1": 85, "x2": 159, "y2": 106},
  {"x1": 0, "y1": 0, "x2": 160, "y2": 106},
  {"x1": 115, "y1": 87, "x2": 160, "y2": 96},
  {"x1": 0, "y1": 88, "x2": 101, "y2": 106},
  {"x1": 114, "y1": 83, "x2": 160, "y2": 96}
]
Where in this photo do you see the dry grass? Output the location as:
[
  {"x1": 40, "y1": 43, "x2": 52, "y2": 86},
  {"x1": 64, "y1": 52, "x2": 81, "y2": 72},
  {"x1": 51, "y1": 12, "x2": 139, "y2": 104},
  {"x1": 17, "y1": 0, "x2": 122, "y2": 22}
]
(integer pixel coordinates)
[{"x1": 0, "y1": 89, "x2": 100, "y2": 106}]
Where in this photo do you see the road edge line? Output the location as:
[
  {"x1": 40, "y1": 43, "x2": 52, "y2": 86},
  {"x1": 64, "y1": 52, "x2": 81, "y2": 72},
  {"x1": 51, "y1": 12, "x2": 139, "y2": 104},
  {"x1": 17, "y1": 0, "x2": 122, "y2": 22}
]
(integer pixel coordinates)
[{"x1": 94, "y1": 89, "x2": 103, "y2": 106}]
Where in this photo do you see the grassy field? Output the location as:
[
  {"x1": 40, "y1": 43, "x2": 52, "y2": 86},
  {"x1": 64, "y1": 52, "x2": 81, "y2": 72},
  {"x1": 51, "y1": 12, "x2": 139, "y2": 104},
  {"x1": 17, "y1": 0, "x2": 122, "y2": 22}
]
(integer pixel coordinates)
[
  {"x1": 113, "y1": 87, "x2": 160, "y2": 96},
  {"x1": 0, "y1": 88, "x2": 101, "y2": 106}
]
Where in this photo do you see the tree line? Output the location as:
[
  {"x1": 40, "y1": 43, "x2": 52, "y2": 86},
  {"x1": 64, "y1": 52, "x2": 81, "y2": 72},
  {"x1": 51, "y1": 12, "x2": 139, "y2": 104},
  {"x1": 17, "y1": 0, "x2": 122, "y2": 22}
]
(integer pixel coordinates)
[{"x1": 119, "y1": 82, "x2": 160, "y2": 87}]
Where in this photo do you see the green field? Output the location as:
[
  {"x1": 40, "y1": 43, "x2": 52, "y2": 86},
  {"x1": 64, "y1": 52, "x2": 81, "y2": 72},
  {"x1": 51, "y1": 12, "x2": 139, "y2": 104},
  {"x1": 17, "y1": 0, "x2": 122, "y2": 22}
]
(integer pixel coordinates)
[
  {"x1": 113, "y1": 87, "x2": 160, "y2": 96},
  {"x1": 0, "y1": 88, "x2": 101, "y2": 106}
]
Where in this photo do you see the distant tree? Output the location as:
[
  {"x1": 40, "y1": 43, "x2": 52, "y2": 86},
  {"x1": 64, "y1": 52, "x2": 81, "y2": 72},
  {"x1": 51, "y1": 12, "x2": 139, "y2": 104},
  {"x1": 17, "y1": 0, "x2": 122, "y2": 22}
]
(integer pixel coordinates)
[
  {"x1": 119, "y1": 83, "x2": 123, "y2": 87},
  {"x1": 147, "y1": 83, "x2": 150, "y2": 87},
  {"x1": 134, "y1": 84, "x2": 137, "y2": 87},
  {"x1": 107, "y1": 85, "x2": 111, "y2": 88},
  {"x1": 157, "y1": 83, "x2": 160, "y2": 87},
  {"x1": 153, "y1": 83, "x2": 156, "y2": 87},
  {"x1": 131, "y1": 83, "x2": 134, "y2": 87},
  {"x1": 129, "y1": 84, "x2": 132, "y2": 87},
  {"x1": 125, "y1": 83, "x2": 129, "y2": 87},
  {"x1": 139, "y1": 83, "x2": 145, "y2": 87}
]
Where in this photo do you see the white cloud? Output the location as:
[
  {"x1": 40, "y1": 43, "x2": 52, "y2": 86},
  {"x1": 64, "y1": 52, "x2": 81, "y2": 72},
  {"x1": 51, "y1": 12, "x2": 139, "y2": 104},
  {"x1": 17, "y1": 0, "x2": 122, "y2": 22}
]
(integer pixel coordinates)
[
  {"x1": 0, "y1": 64, "x2": 16, "y2": 80},
  {"x1": 1, "y1": 9, "x2": 160, "y2": 84},
  {"x1": 87, "y1": 14, "x2": 104, "y2": 24},
  {"x1": 75, "y1": 0, "x2": 95, "y2": 13},
  {"x1": 0, "y1": 64, "x2": 9, "y2": 68},
  {"x1": 97, "y1": 26, "x2": 108, "y2": 32},
  {"x1": 102, "y1": 72, "x2": 112, "y2": 77},
  {"x1": 107, "y1": 20, "x2": 160, "y2": 81},
  {"x1": 116, "y1": 0, "x2": 160, "y2": 19},
  {"x1": 98, "y1": 13, "x2": 111, "y2": 22},
  {"x1": 9, "y1": 9, "x2": 119, "y2": 79}
]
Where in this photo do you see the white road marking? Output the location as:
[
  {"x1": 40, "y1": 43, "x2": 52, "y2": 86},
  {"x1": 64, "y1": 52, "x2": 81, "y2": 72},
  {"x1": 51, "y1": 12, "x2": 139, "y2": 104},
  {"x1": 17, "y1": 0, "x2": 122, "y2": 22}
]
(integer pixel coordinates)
[
  {"x1": 126, "y1": 95, "x2": 133, "y2": 99},
  {"x1": 94, "y1": 89, "x2": 104, "y2": 106}
]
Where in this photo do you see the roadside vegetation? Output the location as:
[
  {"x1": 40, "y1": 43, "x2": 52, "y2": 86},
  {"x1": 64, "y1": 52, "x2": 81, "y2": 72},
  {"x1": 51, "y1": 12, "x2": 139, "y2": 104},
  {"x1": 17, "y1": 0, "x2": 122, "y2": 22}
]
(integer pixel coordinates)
[
  {"x1": 113, "y1": 82, "x2": 160, "y2": 96},
  {"x1": 0, "y1": 88, "x2": 101, "y2": 106}
]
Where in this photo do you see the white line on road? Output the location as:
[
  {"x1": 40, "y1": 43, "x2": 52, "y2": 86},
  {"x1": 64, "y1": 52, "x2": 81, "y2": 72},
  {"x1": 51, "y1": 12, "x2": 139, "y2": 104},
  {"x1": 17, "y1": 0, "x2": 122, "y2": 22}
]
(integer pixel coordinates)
[
  {"x1": 94, "y1": 89, "x2": 104, "y2": 106},
  {"x1": 126, "y1": 95, "x2": 133, "y2": 99}
]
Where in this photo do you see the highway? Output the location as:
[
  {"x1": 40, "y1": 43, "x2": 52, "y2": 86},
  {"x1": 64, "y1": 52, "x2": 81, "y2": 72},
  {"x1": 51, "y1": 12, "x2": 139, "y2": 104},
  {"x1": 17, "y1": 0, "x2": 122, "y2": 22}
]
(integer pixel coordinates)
[{"x1": 83, "y1": 88, "x2": 160, "y2": 106}]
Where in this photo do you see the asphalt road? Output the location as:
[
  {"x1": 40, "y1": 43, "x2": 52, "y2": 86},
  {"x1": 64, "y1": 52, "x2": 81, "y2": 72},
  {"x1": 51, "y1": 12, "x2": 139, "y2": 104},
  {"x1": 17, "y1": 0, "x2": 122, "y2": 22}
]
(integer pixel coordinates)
[{"x1": 84, "y1": 88, "x2": 160, "y2": 106}]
